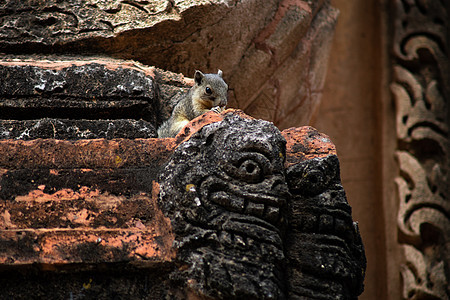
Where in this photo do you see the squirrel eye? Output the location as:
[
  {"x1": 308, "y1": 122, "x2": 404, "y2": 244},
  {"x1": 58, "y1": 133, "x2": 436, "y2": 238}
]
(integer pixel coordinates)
[{"x1": 205, "y1": 87, "x2": 212, "y2": 95}]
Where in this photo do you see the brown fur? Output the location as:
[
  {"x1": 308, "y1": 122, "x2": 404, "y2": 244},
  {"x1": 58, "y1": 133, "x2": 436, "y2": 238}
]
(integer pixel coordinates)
[{"x1": 157, "y1": 70, "x2": 228, "y2": 138}]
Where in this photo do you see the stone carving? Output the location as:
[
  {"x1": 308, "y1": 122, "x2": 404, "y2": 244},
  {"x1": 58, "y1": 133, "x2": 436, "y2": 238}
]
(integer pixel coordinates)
[
  {"x1": 158, "y1": 113, "x2": 366, "y2": 299},
  {"x1": 391, "y1": 0, "x2": 449, "y2": 298},
  {"x1": 158, "y1": 114, "x2": 289, "y2": 299},
  {"x1": 0, "y1": 106, "x2": 366, "y2": 298},
  {"x1": 284, "y1": 144, "x2": 366, "y2": 299}
]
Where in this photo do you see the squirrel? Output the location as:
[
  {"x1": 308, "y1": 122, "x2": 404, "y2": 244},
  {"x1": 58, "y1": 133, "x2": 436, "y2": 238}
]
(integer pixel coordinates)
[{"x1": 157, "y1": 69, "x2": 228, "y2": 138}]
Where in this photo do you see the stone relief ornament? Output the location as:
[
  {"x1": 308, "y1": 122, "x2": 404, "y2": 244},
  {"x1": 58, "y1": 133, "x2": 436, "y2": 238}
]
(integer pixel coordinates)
[
  {"x1": 284, "y1": 153, "x2": 366, "y2": 299},
  {"x1": 159, "y1": 115, "x2": 290, "y2": 299},
  {"x1": 391, "y1": 0, "x2": 449, "y2": 298},
  {"x1": 158, "y1": 113, "x2": 366, "y2": 299}
]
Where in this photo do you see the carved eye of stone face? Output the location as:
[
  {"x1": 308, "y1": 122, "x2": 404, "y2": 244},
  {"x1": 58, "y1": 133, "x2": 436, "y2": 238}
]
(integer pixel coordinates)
[
  {"x1": 233, "y1": 154, "x2": 269, "y2": 183},
  {"x1": 286, "y1": 155, "x2": 338, "y2": 196},
  {"x1": 239, "y1": 160, "x2": 261, "y2": 180}
]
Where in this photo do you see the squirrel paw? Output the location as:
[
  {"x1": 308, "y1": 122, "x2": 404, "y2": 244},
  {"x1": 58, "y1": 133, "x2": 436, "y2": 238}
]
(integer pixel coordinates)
[{"x1": 211, "y1": 106, "x2": 224, "y2": 114}]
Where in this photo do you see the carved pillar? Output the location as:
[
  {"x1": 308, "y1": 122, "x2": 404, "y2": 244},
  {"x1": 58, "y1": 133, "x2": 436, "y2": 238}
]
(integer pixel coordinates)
[{"x1": 391, "y1": 0, "x2": 449, "y2": 298}]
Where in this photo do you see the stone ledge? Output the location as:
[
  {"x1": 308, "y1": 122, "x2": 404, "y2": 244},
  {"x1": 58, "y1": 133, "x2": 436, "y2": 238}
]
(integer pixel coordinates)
[{"x1": 0, "y1": 119, "x2": 157, "y2": 140}]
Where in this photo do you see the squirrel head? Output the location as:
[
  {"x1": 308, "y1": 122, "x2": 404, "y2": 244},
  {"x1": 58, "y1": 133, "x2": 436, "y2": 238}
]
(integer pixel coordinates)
[{"x1": 193, "y1": 70, "x2": 228, "y2": 108}]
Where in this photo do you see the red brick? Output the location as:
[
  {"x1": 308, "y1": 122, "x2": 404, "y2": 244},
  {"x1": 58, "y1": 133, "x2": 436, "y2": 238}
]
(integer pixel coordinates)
[{"x1": 282, "y1": 126, "x2": 336, "y2": 167}]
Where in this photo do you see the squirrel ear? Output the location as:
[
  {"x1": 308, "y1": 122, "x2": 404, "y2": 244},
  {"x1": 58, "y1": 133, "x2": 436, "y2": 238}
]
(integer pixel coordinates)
[
  {"x1": 217, "y1": 69, "x2": 223, "y2": 78},
  {"x1": 194, "y1": 70, "x2": 204, "y2": 85}
]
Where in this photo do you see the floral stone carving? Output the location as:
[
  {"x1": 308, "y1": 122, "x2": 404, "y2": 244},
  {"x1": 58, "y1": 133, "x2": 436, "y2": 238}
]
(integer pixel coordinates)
[{"x1": 391, "y1": 0, "x2": 449, "y2": 298}]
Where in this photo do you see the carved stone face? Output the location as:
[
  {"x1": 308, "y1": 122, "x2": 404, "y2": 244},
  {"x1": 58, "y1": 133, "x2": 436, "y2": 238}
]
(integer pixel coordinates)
[
  {"x1": 159, "y1": 114, "x2": 290, "y2": 299},
  {"x1": 285, "y1": 154, "x2": 366, "y2": 298},
  {"x1": 199, "y1": 116, "x2": 288, "y2": 225},
  {"x1": 158, "y1": 113, "x2": 366, "y2": 299}
]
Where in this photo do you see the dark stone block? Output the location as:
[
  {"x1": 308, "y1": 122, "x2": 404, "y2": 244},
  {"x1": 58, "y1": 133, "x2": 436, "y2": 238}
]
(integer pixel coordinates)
[
  {"x1": 0, "y1": 118, "x2": 157, "y2": 140},
  {"x1": 0, "y1": 267, "x2": 171, "y2": 299},
  {"x1": 0, "y1": 62, "x2": 157, "y2": 123}
]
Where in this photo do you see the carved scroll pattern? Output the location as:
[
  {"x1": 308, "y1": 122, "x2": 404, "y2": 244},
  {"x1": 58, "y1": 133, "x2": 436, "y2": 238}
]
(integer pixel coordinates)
[
  {"x1": 0, "y1": 0, "x2": 180, "y2": 42},
  {"x1": 391, "y1": 0, "x2": 449, "y2": 299}
]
